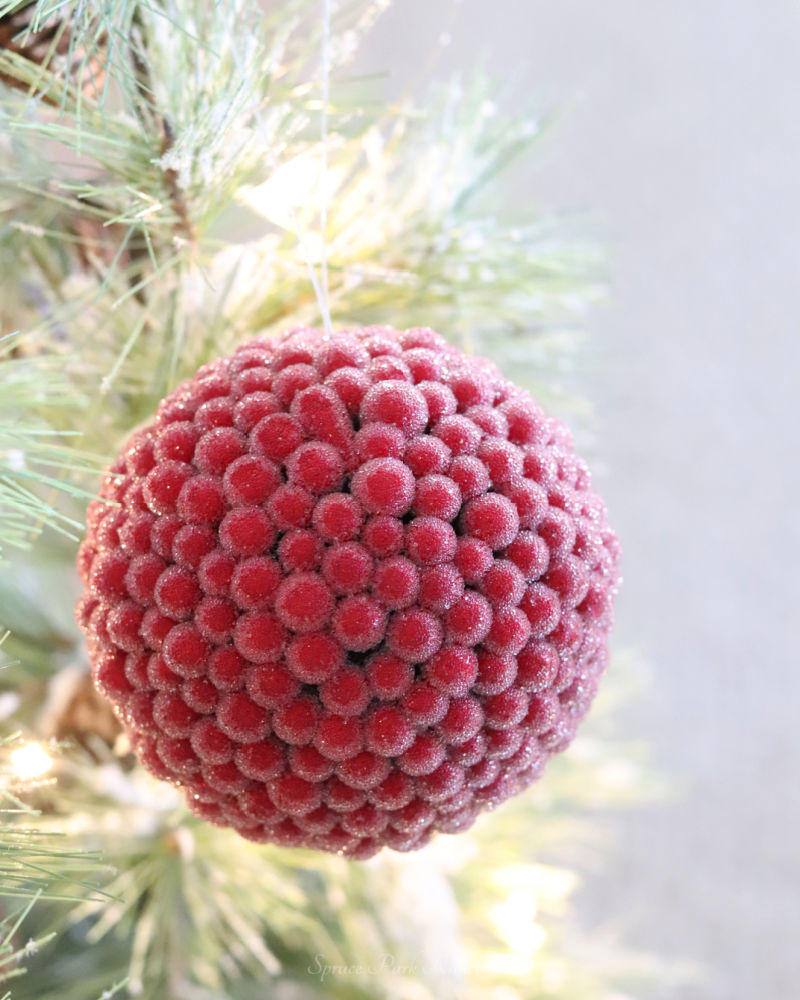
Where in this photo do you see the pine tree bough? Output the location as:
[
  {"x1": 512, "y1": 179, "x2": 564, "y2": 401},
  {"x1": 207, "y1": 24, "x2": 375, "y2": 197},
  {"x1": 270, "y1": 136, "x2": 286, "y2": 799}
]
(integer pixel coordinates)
[
  {"x1": 76, "y1": 326, "x2": 620, "y2": 859},
  {"x1": 0, "y1": 1, "x2": 106, "y2": 100}
]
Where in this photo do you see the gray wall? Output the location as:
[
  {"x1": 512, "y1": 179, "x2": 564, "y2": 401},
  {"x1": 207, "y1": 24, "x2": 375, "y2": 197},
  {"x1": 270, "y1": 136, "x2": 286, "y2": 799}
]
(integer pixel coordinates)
[{"x1": 357, "y1": 3, "x2": 800, "y2": 998}]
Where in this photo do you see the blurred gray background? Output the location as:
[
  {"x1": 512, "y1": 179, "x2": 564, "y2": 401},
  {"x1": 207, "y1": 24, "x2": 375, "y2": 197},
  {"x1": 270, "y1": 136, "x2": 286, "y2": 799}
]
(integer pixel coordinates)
[{"x1": 356, "y1": 3, "x2": 800, "y2": 998}]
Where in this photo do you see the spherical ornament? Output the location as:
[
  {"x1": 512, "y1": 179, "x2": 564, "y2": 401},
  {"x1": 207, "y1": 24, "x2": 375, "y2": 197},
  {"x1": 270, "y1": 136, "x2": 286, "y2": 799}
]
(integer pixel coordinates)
[{"x1": 76, "y1": 326, "x2": 620, "y2": 859}]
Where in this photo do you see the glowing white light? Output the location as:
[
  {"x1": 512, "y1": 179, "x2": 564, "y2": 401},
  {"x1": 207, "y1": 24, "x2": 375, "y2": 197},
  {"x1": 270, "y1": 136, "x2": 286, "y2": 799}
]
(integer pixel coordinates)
[
  {"x1": 239, "y1": 155, "x2": 321, "y2": 230},
  {"x1": 10, "y1": 742, "x2": 53, "y2": 780}
]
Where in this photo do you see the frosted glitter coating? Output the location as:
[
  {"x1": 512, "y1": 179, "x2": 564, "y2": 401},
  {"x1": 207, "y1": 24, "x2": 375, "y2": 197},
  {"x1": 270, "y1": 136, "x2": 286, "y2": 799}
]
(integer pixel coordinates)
[{"x1": 76, "y1": 326, "x2": 620, "y2": 859}]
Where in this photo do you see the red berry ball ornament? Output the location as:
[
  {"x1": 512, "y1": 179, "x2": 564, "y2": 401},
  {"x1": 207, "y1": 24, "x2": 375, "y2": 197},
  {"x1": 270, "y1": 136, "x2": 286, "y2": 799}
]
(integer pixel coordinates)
[{"x1": 76, "y1": 327, "x2": 619, "y2": 858}]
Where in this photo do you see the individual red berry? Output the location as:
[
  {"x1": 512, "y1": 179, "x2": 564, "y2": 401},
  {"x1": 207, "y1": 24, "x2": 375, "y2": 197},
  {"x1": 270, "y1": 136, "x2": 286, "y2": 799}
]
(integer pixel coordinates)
[
  {"x1": 152, "y1": 691, "x2": 197, "y2": 738},
  {"x1": 291, "y1": 384, "x2": 354, "y2": 456},
  {"x1": 271, "y1": 363, "x2": 319, "y2": 406},
  {"x1": 314, "y1": 715, "x2": 364, "y2": 761},
  {"x1": 250, "y1": 412, "x2": 304, "y2": 463},
  {"x1": 194, "y1": 597, "x2": 237, "y2": 644},
  {"x1": 501, "y1": 398, "x2": 547, "y2": 446},
  {"x1": 193, "y1": 427, "x2": 246, "y2": 475},
  {"x1": 222, "y1": 454, "x2": 280, "y2": 506},
  {"x1": 483, "y1": 606, "x2": 531, "y2": 655},
  {"x1": 401, "y1": 681, "x2": 449, "y2": 726},
  {"x1": 175, "y1": 474, "x2": 225, "y2": 524},
  {"x1": 325, "y1": 777, "x2": 367, "y2": 811},
  {"x1": 273, "y1": 696, "x2": 320, "y2": 745},
  {"x1": 289, "y1": 745, "x2": 336, "y2": 782},
  {"x1": 370, "y1": 769, "x2": 415, "y2": 810},
  {"x1": 518, "y1": 584, "x2": 561, "y2": 639},
  {"x1": 285, "y1": 633, "x2": 343, "y2": 683},
  {"x1": 505, "y1": 531, "x2": 550, "y2": 580},
  {"x1": 415, "y1": 380, "x2": 456, "y2": 422},
  {"x1": 320, "y1": 668, "x2": 370, "y2": 716},
  {"x1": 324, "y1": 367, "x2": 370, "y2": 416},
  {"x1": 311, "y1": 493, "x2": 363, "y2": 542},
  {"x1": 190, "y1": 718, "x2": 234, "y2": 763},
  {"x1": 444, "y1": 591, "x2": 493, "y2": 646},
  {"x1": 171, "y1": 524, "x2": 217, "y2": 570},
  {"x1": 453, "y1": 537, "x2": 493, "y2": 584},
  {"x1": 321, "y1": 543, "x2": 373, "y2": 595},
  {"x1": 269, "y1": 773, "x2": 323, "y2": 816},
  {"x1": 433, "y1": 415, "x2": 481, "y2": 456},
  {"x1": 424, "y1": 646, "x2": 478, "y2": 696},
  {"x1": 219, "y1": 507, "x2": 275, "y2": 559},
  {"x1": 415, "y1": 762, "x2": 465, "y2": 803},
  {"x1": 230, "y1": 557, "x2": 282, "y2": 610},
  {"x1": 147, "y1": 653, "x2": 183, "y2": 691},
  {"x1": 537, "y1": 507, "x2": 577, "y2": 561},
  {"x1": 417, "y1": 564, "x2": 464, "y2": 612},
  {"x1": 450, "y1": 369, "x2": 492, "y2": 410},
  {"x1": 154, "y1": 566, "x2": 201, "y2": 620},
  {"x1": 436, "y1": 696, "x2": 483, "y2": 745},
  {"x1": 361, "y1": 515, "x2": 405, "y2": 558},
  {"x1": 143, "y1": 461, "x2": 192, "y2": 515},
  {"x1": 354, "y1": 422, "x2": 406, "y2": 462},
  {"x1": 413, "y1": 474, "x2": 462, "y2": 521},
  {"x1": 502, "y1": 479, "x2": 548, "y2": 529},
  {"x1": 476, "y1": 438, "x2": 523, "y2": 485},
  {"x1": 360, "y1": 380, "x2": 428, "y2": 437},
  {"x1": 483, "y1": 689, "x2": 529, "y2": 730},
  {"x1": 371, "y1": 556, "x2": 419, "y2": 610},
  {"x1": 90, "y1": 551, "x2": 130, "y2": 601},
  {"x1": 543, "y1": 556, "x2": 591, "y2": 609},
  {"x1": 286, "y1": 442, "x2": 345, "y2": 494},
  {"x1": 267, "y1": 484, "x2": 314, "y2": 531},
  {"x1": 154, "y1": 422, "x2": 198, "y2": 463},
  {"x1": 365, "y1": 652, "x2": 414, "y2": 700},
  {"x1": 474, "y1": 650, "x2": 518, "y2": 696},
  {"x1": 406, "y1": 517, "x2": 457, "y2": 565},
  {"x1": 389, "y1": 798, "x2": 435, "y2": 834},
  {"x1": 233, "y1": 612, "x2": 286, "y2": 662},
  {"x1": 351, "y1": 457, "x2": 415, "y2": 516},
  {"x1": 233, "y1": 391, "x2": 280, "y2": 433},
  {"x1": 162, "y1": 624, "x2": 209, "y2": 677},
  {"x1": 119, "y1": 512, "x2": 156, "y2": 558},
  {"x1": 105, "y1": 601, "x2": 144, "y2": 651},
  {"x1": 403, "y1": 435, "x2": 451, "y2": 477},
  {"x1": 466, "y1": 404, "x2": 508, "y2": 437},
  {"x1": 157, "y1": 736, "x2": 200, "y2": 776},
  {"x1": 277, "y1": 529, "x2": 323, "y2": 573},
  {"x1": 314, "y1": 337, "x2": 369, "y2": 376},
  {"x1": 245, "y1": 661, "x2": 299, "y2": 708},
  {"x1": 274, "y1": 573, "x2": 333, "y2": 632},
  {"x1": 480, "y1": 560, "x2": 526, "y2": 607},
  {"x1": 149, "y1": 514, "x2": 182, "y2": 560},
  {"x1": 94, "y1": 650, "x2": 132, "y2": 700},
  {"x1": 398, "y1": 733, "x2": 446, "y2": 776},
  {"x1": 195, "y1": 395, "x2": 234, "y2": 430},
  {"x1": 332, "y1": 595, "x2": 387, "y2": 652},
  {"x1": 207, "y1": 647, "x2": 247, "y2": 691},
  {"x1": 235, "y1": 739, "x2": 285, "y2": 782},
  {"x1": 461, "y1": 494, "x2": 520, "y2": 550},
  {"x1": 198, "y1": 550, "x2": 236, "y2": 596},
  {"x1": 364, "y1": 705, "x2": 415, "y2": 757},
  {"x1": 386, "y1": 608, "x2": 443, "y2": 663}
]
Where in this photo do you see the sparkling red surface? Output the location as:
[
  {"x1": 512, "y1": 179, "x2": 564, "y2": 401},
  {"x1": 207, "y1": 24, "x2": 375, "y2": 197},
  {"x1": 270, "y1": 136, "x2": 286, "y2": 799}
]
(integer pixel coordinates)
[{"x1": 76, "y1": 326, "x2": 619, "y2": 858}]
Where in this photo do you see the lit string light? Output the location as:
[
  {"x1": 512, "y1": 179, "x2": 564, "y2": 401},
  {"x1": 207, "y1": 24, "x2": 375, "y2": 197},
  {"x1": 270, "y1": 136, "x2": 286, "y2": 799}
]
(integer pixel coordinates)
[{"x1": 9, "y1": 741, "x2": 53, "y2": 780}]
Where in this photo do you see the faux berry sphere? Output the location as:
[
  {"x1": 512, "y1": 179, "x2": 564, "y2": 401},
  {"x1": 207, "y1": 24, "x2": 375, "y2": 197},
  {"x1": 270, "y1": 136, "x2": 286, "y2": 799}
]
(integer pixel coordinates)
[{"x1": 76, "y1": 326, "x2": 619, "y2": 858}]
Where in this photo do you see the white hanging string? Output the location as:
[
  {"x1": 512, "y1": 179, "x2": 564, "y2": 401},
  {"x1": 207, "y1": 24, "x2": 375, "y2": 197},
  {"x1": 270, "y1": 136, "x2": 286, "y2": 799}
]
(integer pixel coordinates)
[
  {"x1": 318, "y1": 0, "x2": 333, "y2": 333},
  {"x1": 288, "y1": 0, "x2": 333, "y2": 333}
]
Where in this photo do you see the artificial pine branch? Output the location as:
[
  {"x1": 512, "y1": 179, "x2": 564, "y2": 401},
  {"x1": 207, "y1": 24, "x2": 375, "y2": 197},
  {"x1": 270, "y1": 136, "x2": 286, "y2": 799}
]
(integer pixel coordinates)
[{"x1": 0, "y1": 3, "x2": 661, "y2": 999}]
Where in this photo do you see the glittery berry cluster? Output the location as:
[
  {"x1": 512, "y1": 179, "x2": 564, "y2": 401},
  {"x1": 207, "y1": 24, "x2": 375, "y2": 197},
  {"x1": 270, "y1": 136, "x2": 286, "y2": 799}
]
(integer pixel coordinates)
[{"x1": 76, "y1": 326, "x2": 619, "y2": 858}]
